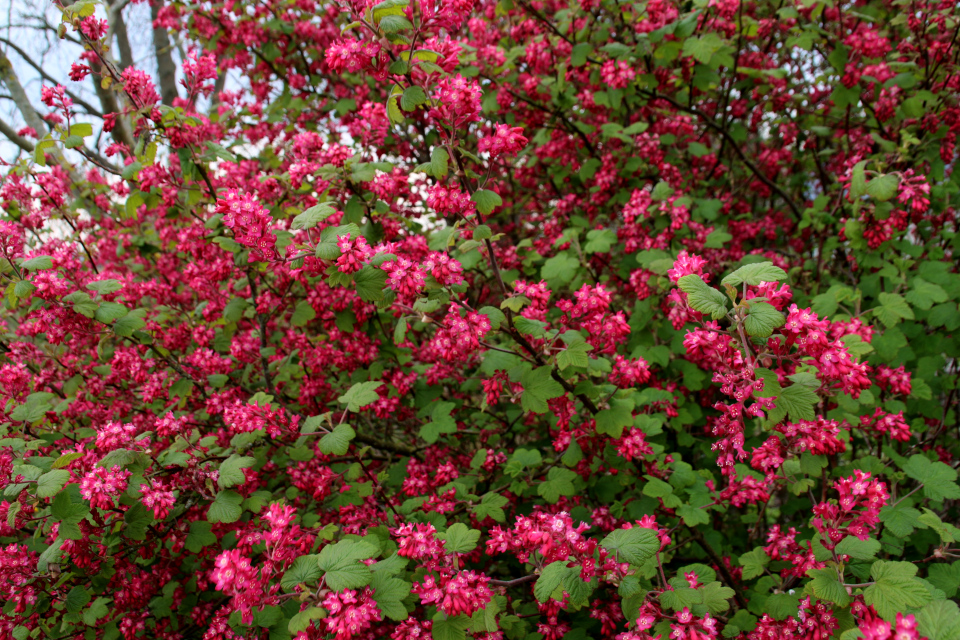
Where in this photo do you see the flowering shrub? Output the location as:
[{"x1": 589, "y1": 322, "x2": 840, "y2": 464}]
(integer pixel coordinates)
[{"x1": 1, "y1": 0, "x2": 960, "y2": 638}]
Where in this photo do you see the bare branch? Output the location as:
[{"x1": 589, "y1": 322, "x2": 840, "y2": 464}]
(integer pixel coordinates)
[
  {"x1": 0, "y1": 37, "x2": 104, "y2": 118},
  {"x1": 0, "y1": 114, "x2": 33, "y2": 152}
]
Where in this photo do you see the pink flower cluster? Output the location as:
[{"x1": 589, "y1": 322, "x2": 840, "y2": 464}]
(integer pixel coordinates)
[
  {"x1": 427, "y1": 184, "x2": 476, "y2": 219},
  {"x1": 813, "y1": 471, "x2": 889, "y2": 548},
  {"x1": 321, "y1": 587, "x2": 382, "y2": 639},
  {"x1": 412, "y1": 570, "x2": 491, "y2": 616},
  {"x1": 0, "y1": 544, "x2": 38, "y2": 614},
  {"x1": 860, "y1": 408, "x2": 912, "y2": 442},
  {"x1": 336, "y1": 234, "x2": 373, "y2": 274},
  {"x1": 857, "y1": 613, "x2": 923, "y2": 640},
  {"x1": 558, "y1": 284, "x2": 631, "y2": 355},
  {"x1": 748, "y1": 597, "x2": 839, "y2": 639},
  {"x1": 764, "y1": 525, "x2": 824, "y2": 579},
  {"x1": 393, "y1": 522, "x2": 446, "y2": 568},
  {"x1": 210, "y1": 550, "x2": 263, "y2": 625},
  {"x1": 751, "y1": 417, "x2": 847, "y2": 473},
  {"x1": 215, "y1": 190, "x2": 278, "y2": 262},
  {"x1": 223, "y1": 399, "x2": 298, "y2": 438},
  {"x1": 325, "y1": 39, "x2": 381, "y2": 74},
  {"x1": 429, "y1": 75, "x2": 483, "y2": 129},
  {"x1": 382, "y1": 257, "x2": 426, "y2": 301},
  {"x1": 79, "y1": 465, "x2": 131, "y2": 510},
  {"x1": 875, "y1": 364, "x2": 912, "y2": 396},
  {"x1": 779, "y1": 305, "x2": 871, "y2": 397},
  {"x1": 478, "y1": 124, "x2": 528, "y2": 157}
]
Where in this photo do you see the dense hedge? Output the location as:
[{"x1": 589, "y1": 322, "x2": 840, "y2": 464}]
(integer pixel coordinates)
[{"x1": 0, "y1": 0, "x2": 959, "y2": 638}]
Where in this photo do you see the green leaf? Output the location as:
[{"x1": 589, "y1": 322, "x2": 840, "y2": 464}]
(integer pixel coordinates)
[
  {"x1": 879, "y1": 500, "x2": 922, "y2": 538},
  {"x1": 319, "y1": 424, "x2": 356, "y2": 455},
  {"x1": 682, "y1": 33, "x2": 724, "y2": 64},
  {"x1": 432, "y1": 614, "x2": 470, "y2": 640},
  {"x1": 65, "y1": 586, "x2": 91, "y2": 613},
  {"x1": 113, "y1": 312, "x2": 146, "y2": 337},
  {"x1": 744, "y1": 301, "x2": 786, "y2": 338},
  {"x1": 721, "y1": 262, "x2": 788, "y2": 287},
  {"x1": 218, "y1": 455, "x2": 255, "y2": 489},
  {"x1": 86, "y1": 279, "x2": 123, "y2": 294},
  {"x1": 571, "y1": 43, "x2": 592, "y2": 66},
  {"x1": 866, "y1": 174, "x2": 899, "y2": 201},
  {"x1": 70, "y1": 122, "x2": 93, "y2": 137},
  {"x1": 660, "y1": 587, "x2": 701, "y2": 612},
  {"x1": 338, "y1": 381, "x2": 383, "y2": 412},
  {"x1": 419, "y1": 401, "x2": 457, "y2": 444},
  {"x1": 51, "y1": 487, "x2": 89, "y2": 524},
  {"x1": 534, "y1": 561, "x2": 568, "y2": 602},
  {"x1": 471, "y1": 492, "x2": 508, "y2": 523},
  {"x1": 292, "y1": 203, "x2": 337, "y2": 230},
  {"x1": 677, "y1": 275, "x2": 728, "y2": 320},
  {"x1": 19, "y1": 255, "x2": 53, "y2": 270},
  {"x1": 905, "y1": 278, "x2": 949, "y2": 310},
  {"x1": 52, "y1": 452, "x2": 83, "y2": 469},
  {"x1": 863, "y1": 561, "x2": 933, "y2": 622},
  {"x1": 850, "y1": 160, "x2": 868, "y2": 198},
  {"x1": 902, "y1": 454, "x2": 960, "y2": 501},
  {"x1": 393, "y1": 317, "x2": 408, "y2": 343},
  {"x1": 280, "y1": 554, "x2": 323, "y2": 590},
  {"x1": 917, "y1": 508, "x2": 959, "y2": 543},
  {"x1": 479, "y1": 306, "x2": 506, "y2": 330},
  {"x1": 595, "y1": 398, "x2": 633, "y2": 438},
  {"x1": 94, "y1": 301, "x2": 129, "y2": 324},
  {"x1": 677, "y1": 503, "x2": 710, "y2": 527},
  {"x1": 557, "y1": 340, "x2": 592, "y2": 370},
  {"x1": 291, "y1": 300, "x2": 317, "y2": 327},
  {"x1": 771, "y1": 381, "x2": 819, "y2": 423},
  {"x1": 835, "y1": 536, "x2": 880, "y2": 560},
  {"x1": 185, "y1": 520, "x2": 217, "y2": 552},
  {"x1": 471, "y1": 189, "x2": 502, "y2": 215},
  {"x1": 739, "y1": 548, "x2": 769, "y2": 580},
  {"x1": 600, "y1": 527, "x2": 659, "y2": 565},
  {"x1": 370, "y1": 571, "x2": 411, "y2": 620},
  {"x1": 520, "y1": 367, "x2": 565, "y2": 413},
  {"x1": 317, "y1": 539, "x2": 378, "y2": 591},
  {"x1": 387, "y1": 95, "x2": 403, "y2": 124},
  {"x1": 401, "y1": 86, "x2": 429, "y2": 111},
  {"x1": 874, "y1": 292, "x2": 915, "y2": 327},
  {"x1": 537, "y1": 467, "x2": 577, "y2": 503},
  {"x1": 806, "y1": 568, "x2": 851, "y2": 606},
  {"x1": 354, "y1": 265, "x2": 387, "y2": 301},
  {"x1": 36, "y1": 469, "x2": 70, "y2": 498},
  {"x1": 122, "y1": 161, "x2": 142, "y2": 180},
  {"x1": 916, "y1": 600, "x2": 960, "y2": 640},
  {"x1": 764, "y1": 592, "x2": 801, "y2": 620},
  {"x1": 378, "y1": 13, "x2": 412, "y2": 32},
  {"x1": 431, "y1": 147, "x2": 449, "y2": 179},
  {"x1": 699, "y1": 581, "x2": 735, "y2": 614},
  {"x1": 82, "y1": 597, "x2": 110, "y2": 626},
  {"x1": 927, "y1": 563, "x2": 960, "y2": 599},
  {"x1": 207, "y1": 490, "x2": 244, "y2": 523},
  {"x1": 584, "y1": 228, "x2": 617, "y2": 254},
  {"x1": 288, "y1": 607, "x2": 326, "y2": 634},
  {"x1": 443, "y1": 523, "x2": 481, "y2": 553},
  {"x1": 642, "y1": 476, "x2": 674, "y2": 498},
  {"x1": 13, "y1": 279, "x2": 35, "y2": 299}
]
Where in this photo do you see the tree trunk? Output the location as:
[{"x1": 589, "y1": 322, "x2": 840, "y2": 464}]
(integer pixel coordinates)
[{"x1": 151, "y1": 0, "x2": 179, "y2": 106}]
